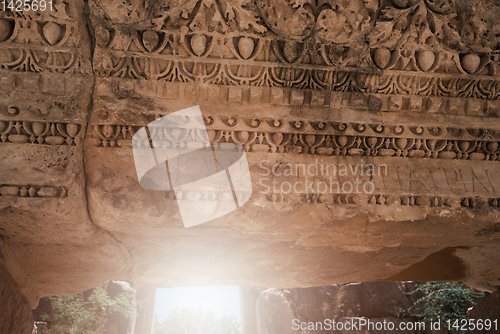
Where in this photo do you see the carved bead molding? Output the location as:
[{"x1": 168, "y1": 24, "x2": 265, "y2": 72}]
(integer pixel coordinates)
[
  {"x1": 134, "y1": 189, "x2": 252, "y2": 203},
  {"x1": 128, "y1": 188, "x2": 500, "y2": 210},
  {"x1": 90, "y1": 0, "x2": 500, "y2": 115},
  {"x1": 85, "y1": 118, "x2": 500, "y2": 162},
  {"x1": 267, "y1": 192, "x2": 500, "y2": 210},
  {"x1": 0, "y1": 121, "x2": 82, "y2": 145},
  {"x1": 0, "y1": 184, "x2": 67, "y2": 198}
]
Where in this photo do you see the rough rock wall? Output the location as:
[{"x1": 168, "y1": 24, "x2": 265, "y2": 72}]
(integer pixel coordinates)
[
  {"x1": 1, "y1": 0, "x2": 500, "y2": 310},
  {"x1": 0, "y1": 0, "x2": 133, "y2": 306},
  {"x1": 468, "y1": 290, "x2": 500, "y2": 333},
  {"x1": 0, "y1": 245, "x2": 34, "y2": 334},
  {"x1": 255, "y1": 282, "x2": 418, "y2": 334}
]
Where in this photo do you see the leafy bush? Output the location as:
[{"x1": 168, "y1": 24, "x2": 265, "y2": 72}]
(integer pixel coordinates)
[
  {"x1": 37, "y1": 285, "x2": 134, "y2": 334},
  {"x1": 154, "y1": 307, "x2": 241, "y2": 334},
  {"x1": 400, "y1": 282, "x2": 484, "y2": 333}
]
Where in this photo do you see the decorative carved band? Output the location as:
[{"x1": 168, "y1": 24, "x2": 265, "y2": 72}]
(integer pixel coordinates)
[
  {"x1": 94, "y1": 40, "x2": 500, "y2": 103},
  {"x1": 0, "y1": 121, "x2": 82, "y2": 145},
  {"x1": 266, "y1": 192, "x2": 500, "y2": 210},
  {"x1": 0, "y1": 7, "x2": 90, "y2": 75},
  {"x1": 90, "y1": 0, "x2": 500, "y2": 108},
  {"x1": 95, "y1": 80, "x2": 500, "y2": 118},
  {"x1": 85, "y1": 121, "x2": 500, "y2": 162},
  {"x1": 0, "y1": 184, "x2": 67, "y2": 198},
  {"x1": 0, "y1": 4, "x2": 93, "y2": 125},
  {"x1": 139, "y1": 189, "x2": 251, "y2": 203},
  {"x1": 109, "y1": 185, "x2": 500, "y2": 210},
  {"x1": 0, "y1": 43, "x2": 89, "y2": 74},
  {"x1": 94, "y1": 33, "x2": 500, "y2": 78}
]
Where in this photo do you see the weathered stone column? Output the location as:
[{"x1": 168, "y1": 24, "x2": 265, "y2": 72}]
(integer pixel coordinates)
[
  {"x1": 240, "y1": 287, "x2": 264, "y2": 334},
  {"x1": 134, "y1": 287, "x2": 157, "y2": 334}
]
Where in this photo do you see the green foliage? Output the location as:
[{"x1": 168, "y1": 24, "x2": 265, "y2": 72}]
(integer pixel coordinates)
[
  {"x1": 37, "y1": 285, "x2": 134, "y2": 334},
  {"x1": 154, "y1": 307, "x2": 241, "y2": 334},
  {"x1": 401, "y1": 282, "x2": 484, "y2": 334}
]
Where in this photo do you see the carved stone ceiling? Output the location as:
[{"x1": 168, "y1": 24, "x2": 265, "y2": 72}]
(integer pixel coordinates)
[{"x1": 1, "y1": 0, "x2": 500, "y2": 306}]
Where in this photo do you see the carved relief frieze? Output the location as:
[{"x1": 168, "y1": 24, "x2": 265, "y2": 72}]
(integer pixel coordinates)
[
  {"x1": 89, "y1": 0, "x2": 500, "y2": 120},
  {"x1": 0, "y1": 4, "x2": 91, "y2": 74},
  {"x1": 108, "y1": 185, "x2": 500, "y2": 210},
  {"x1": 0, "y1": 120, "x2": 82, "y2": 145},
  {"x1": 93, "y1": 27, "x2": 500, "y2": 85},
  {"x1": 0, "y1": 1, "x2": 93, "y2": 124},
  {"x1": 85, "y1": 116, "x2": 500, "y2": 162}
]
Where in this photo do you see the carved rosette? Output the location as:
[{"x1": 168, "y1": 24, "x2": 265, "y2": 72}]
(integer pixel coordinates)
[{"x1": 257, "y1": 0, "x2": 378, "y2": 44}]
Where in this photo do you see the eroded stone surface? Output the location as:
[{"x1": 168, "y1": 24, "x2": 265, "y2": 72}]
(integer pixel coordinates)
[
  {"x1": 468, "y1": 289, "x2": 500, "y2": 332},
  {"x1": 1, "y1": 0, "x2": 500, "y2": 309},
  {"x1": 0, "y1": 246, "x2": 34, "y2": 334},
  {"x1": 1, "y1": 229, "x2": 133, "y2": 306},
  {"x1": 0, "y1": 0, "x2": 94, "y2": 244},
  {"x1": 255, "y1": 283, "x2": 419, "y2": 334},
  {"x1": 0, "y1": 0, "x2": 132, "y2": 306}
]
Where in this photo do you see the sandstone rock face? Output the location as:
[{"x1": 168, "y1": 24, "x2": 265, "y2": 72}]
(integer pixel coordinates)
[
  {"x1": 1, "y1": 0, "x2": 500, "y2": 310},
  {"x1": 255, "y1": 283, "x2": 419, "y2": 334},
  {"x1": 0, "y1": 0, "x2": 133, "y2": 306},
  {"x1": 0, "y1": 247, "x2": 34, "y2": 334},
  {"x1": 468, "y1": 290, "x2": 500, "y2": 333},
  {"x1": 257, "y1": 289, "x2": 296, "y2": 334},
  {"x1": 335, "y1": 282, "x2": 412, "y2": 318}
]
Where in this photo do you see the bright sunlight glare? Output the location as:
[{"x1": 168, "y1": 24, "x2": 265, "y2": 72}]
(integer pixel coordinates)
[{"x1": 154, "y1": 286, "x2": 241, "y2": 323}]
